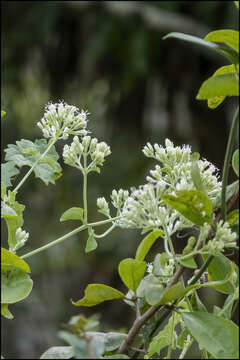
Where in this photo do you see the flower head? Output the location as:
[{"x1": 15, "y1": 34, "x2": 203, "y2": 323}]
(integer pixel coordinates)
[
  {"x1": 143, "y1": 138, "x2": 221, "y2": 202},
  {"x1": 63, "y1": 135, "x2": 111, "y2": 174},
  {"x1": 37, "y1": 101, "x2": 89, "y2": 140}
]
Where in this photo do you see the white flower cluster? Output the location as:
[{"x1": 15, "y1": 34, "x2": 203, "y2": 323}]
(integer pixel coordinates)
[
  {"x1": 117, "y1": 138, "x2": 221, "y2": 231},
  {"x1": 117, "y1": 183, "x2": 190, "y2": 231},
  {"x1": 203, "y1": 220, "x2": 237, "y2": 253},
  {"x1": 10, "y1": 227, "x2": 29, "y2": 253},
  {"x1": 63, "y1": 135, "x2": 111, "y2": 173},
  {"x1": 37, "y1": 101, "x2": 89, "y2": 140},
  {"x1": 143, "y1": 139, "x2": 221, "y2": 201}
]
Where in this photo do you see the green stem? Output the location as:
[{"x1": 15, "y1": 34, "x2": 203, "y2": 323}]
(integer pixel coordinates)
[
  {"x1": 83, "y1": 154, "x2": 88, "y2": 224},
  {"x1": 20, "y1": 216, "x2": 120, "y2": 259},
  {"x1": 221, "y1": 106, "x2": 239, "y2": 221},
  {"x1": 167, "y1": 311, "x2": 175, "y2": 359},
  {"x1": 13, "y1": 138, "x2": 57, "y2": 194}
]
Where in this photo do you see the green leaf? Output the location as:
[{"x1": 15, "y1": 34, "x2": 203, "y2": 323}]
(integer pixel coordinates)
[
  {"x1": 4, "y1": 139, "x2": 62, "y2": 185},
  {"x1": 207, "y1": 65, "x2": 238, "y2": 109},
  {"x1": 40, "y1": 346, "x2": 74, "y2": 359},
  {"x1": 1, "y1": 110, "x2": 6, "y2": 119},
  {"x1": 1, "y1": 248, "x2": 30, "y2": 273},
  {"x1": 158, "y1": 281, "x2": 186, "y2": 305},
  {"x1": 1, "y1": 268, "x2": 33, "y2": 304},
  {"x1": 60, "y1": 207, "x2": 84, "y2": 222},
  {"x1": 144, "y1": 282, "x2": 165, "y2": 306},
  {"x1": 182, "y1": 311, "x2": 239, "y2": 359},
  {"x1": 179, "y1": 256, "x2": 197, "y2": 269},
  {"x1": 1, "y1": 304, "x2": 14, "y2": 320},
  {"x1": 191, "y1": 161, "x2": 206, "y2": 193},
  {"x1": 190, "y1": 292, "x2": 207, "y2": 312},
  {"x1": 202, "y1": 254, "x2": 235, "y2": 294},
  {"x1": 118, "y1": 258, "x2": 146, "y2": 292},
  {"x1": 234, "y1": 1, "x2": 239, "y2": 9},
  {"x1": 204, "y1": 30, "x2": 239, "y2": 53},
  {"x1": 1, "y1": 162, "x2": 19, "y2": 188},
  {"x1": 104, "y1": 355, "x2": 129, "y2": 359},
  {"x1": 58, "y1": 331, "x2": 89, "y2": 359},
  {"x1": 226, "y1": 209, "x2": 239, "y2": 226},
  {"x1": 163, "y1": 32, "x2": 239, "y2": 64},
  {"x1": 2, "y1": 194, "x2": 25, "y2": 251},
  {"x1": 147, "y1": 313, "x2": 181, "y2": 357},
  {"x1": 72, "y1": 284, "x2": 124, "y2": 307},
  {"x1": 161, "y1": 190, "x2": 213, "y2": 226},
  {"x1": 85, "y1": 233, "x2": 98, "y2": 253},
  {"x1": 232, "y1": 149, "x2": 239, "y2": 177},
  {"x1": 82, "y1": 331, "x2": 127, "y2": 352},
  {"x1": 197, "y1": 74, "x2": 239, "y2": 100},
  {"x1": 135, "y1": 230, "x2": 163, "y2": 261},
  {"x1": 213, "y1": 180, "x2": 239, "y2": 209}
]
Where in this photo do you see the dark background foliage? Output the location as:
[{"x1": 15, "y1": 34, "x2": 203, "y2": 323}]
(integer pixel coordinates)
[{"x1": 1, "y1": 1, "x2": 239, "y2": 358}]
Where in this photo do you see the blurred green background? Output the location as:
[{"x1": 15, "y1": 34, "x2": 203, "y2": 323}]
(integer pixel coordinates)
[{"x1": 1, "y1": 1, "x2": 239, "y2": 358}]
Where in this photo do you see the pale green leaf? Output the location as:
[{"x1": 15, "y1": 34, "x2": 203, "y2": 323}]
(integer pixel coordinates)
[
  {"x1": 1, "y1": 162, "x2": 19, "y2": 188},
  {"x1": 204, "y1": 30, "x2": 239, "y2": 53},
  {"x1": 147, "y1": 313, "x2": 181, "y2": 357},
  {"x1": 1, "y1": 248, "x2": 30, "y2": 273},
  {"x1": 163, "y1": 32, "x2": 239, "y2": 64},
  {"x1": 161, "y1": 190, "x2": 213, "y2": 226},
  {"x1": 232, "y1": 149, "x2": 239, "y2": 177},
  {"x1": 135, "y1": 230, "x2": 163, "y2": 261},
  {"x1": 1, "y1": 110, "x2": 6, "y2": 119},
  {"x1": 158, "y1": 281, "x2": 185, "y2": 305},
  {"x1": 118, "y1": 258, "x2": 146, "y2": 291},
  {"x1": 4, "y1": 139, "x2": 62, "y2": 185},
  {"x1": 213, "y1": 180, "x2": 239, "y2": 209},
  {"x1": 1, "y1": 268, "x2": 33, "y2": 304},
  {"x1": 1, "y1": 304, "x2": 14, "y2": 320},
  {"x1": 60, "y1": 207, "x2": 84, "y2": 222},
  {"x1": 191, "y1": 161, "x2": 206, "y2": 193},
  {"x1": 202, "y1": 254, "x2": 237, "y2": 294},
  {"x1": 182, "y1": 311, "x2": 239, "y2": 359},
  {"x1": 179, "y1": 256, "x2": 198, "y2": 269},
  {"x1": 85, "y1": 233, "x2": 98, "y2": 253},
  {"x1": 72, "y1": 284, "x2": 124, "y2": 307},
  {"x1": 40, "y1": 346, "x2": 74, "y2": 359}
]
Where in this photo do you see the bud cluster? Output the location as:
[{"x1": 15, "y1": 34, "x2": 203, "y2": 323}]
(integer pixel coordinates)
[{"x1": 63, "y1": 135, "x2": 111, "y2": 174}]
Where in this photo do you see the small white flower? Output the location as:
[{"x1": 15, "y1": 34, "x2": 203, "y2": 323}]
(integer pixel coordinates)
[
  {"x1": 147, "y1": 263, "x2": 153, "y2": 274},
  {"x1": 10, "y1": 227, "x2": 29, "y2": 253}
]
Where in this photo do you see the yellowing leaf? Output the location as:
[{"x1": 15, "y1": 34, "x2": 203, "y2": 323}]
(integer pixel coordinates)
[{"x1": 72, "y1": 284, "x2": 124, "y2": 307}]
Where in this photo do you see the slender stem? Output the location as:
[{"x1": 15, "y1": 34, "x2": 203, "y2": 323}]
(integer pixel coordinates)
[
  {"x1": 21, "y1": 224, "x2": 87, "y2": 259},
  {"x1": 188, "y1": 255, "x2": 213, "y2": 286},
  {"x1": 167, "y1": 311, "x2": 175, "y2": 359},
  {"x1": 20, "y1": 216, "x2": 120, "y2": 259},
  {"x1": 13, "y1": 138, "x2": 57, "y2": 193},
  {"x1": 83, "y1": 154, "x2": 88, "y2": 224},
  {"x1": 94, "y1": 223, "x2": 116, "y2": 238},
  {"x1": 221, "y1": 106, "x2": 239, "y2": 220},
  {"x1": 179, "y1": 336, "x2": 193, "y2": 359}
]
